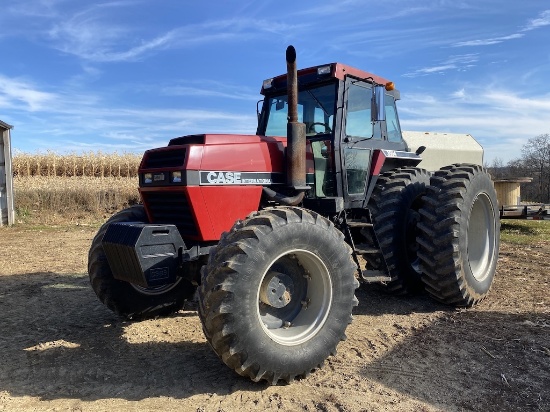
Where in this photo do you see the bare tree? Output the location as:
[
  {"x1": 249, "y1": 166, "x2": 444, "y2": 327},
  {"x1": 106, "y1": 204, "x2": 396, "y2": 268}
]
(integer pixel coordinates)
[
  {"x1": 487, "y1": 157, "x2": 505, "y2": 179},
  {"x1": 519, "y1": 134, "x2": 550, "y2": 203}
]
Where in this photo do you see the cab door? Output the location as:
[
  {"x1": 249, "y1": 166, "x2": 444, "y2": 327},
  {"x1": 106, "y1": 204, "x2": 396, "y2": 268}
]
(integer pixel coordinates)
[
  {"x1": 340, "y1": 79, "x2": 377, "y2": 207},
  {"x1": 340, "y1": 78, "x2": 406, "y2": 207}
]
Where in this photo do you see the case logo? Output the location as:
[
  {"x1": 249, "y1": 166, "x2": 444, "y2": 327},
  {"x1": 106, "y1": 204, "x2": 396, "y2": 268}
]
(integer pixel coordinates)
[
  {"x1": 206, "y1": 171, "x2": 243, "y2": 184},
  {"x1": 200, "y1": 171, "x2": 283, "y2": 185}
]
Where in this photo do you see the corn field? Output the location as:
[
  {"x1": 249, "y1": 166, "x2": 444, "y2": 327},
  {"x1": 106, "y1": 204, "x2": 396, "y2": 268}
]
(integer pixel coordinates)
[
  {"x1": 12, "y1": 151, "x2": 142, "y2": 178},
  {"x1": 12, "y1": 152, "x2": 142, "y2": 224},
  {"x1": 13, "y1": 176, "x2": 140, "y2": 225}
]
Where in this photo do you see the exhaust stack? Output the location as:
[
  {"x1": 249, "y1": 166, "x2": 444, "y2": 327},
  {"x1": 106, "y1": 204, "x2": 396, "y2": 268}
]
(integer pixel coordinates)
[{"x1": 285, "y1": 45, "x2": 307, "y2": 192}]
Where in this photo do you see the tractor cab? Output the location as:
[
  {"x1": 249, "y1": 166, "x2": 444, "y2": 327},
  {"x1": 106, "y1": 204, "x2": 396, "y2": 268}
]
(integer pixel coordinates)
[{"x1": 257, "y1": 63, "x2": 421, "y2": 212}]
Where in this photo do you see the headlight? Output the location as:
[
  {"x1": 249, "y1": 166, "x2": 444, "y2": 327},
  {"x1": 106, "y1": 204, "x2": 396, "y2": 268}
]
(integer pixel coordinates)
[
  {"x1": 143, "y1": 173, "x2": 152, "y2": 184},
  {"x1": 171, "y1": 171, "x2": 182, "y2": 183}
]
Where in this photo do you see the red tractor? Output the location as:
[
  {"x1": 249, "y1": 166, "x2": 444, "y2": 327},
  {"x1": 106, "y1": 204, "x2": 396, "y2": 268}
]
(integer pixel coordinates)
[{"x1": 89, "y1": 46, "x2": 500, "y2": 384}]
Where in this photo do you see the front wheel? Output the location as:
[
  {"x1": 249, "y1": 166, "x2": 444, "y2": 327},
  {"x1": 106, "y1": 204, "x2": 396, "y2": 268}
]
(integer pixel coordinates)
[
  {"x1": 88, "y1": 205, "x2": 197, "y2": 319},
  {"x1": 417, "y1": 164, "x2": 500, "y2": 307},
  {"x1": 198, "y1": 207, "x2": 359, "y2": 384}
]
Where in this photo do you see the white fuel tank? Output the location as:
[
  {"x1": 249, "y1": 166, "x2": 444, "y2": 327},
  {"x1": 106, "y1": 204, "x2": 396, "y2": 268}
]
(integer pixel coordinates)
[{"x1": 402, "y1": 131, "x2": 483, "y2": 171}]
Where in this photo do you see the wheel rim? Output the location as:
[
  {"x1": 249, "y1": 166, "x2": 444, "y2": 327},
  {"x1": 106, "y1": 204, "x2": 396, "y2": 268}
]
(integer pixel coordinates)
[
  {"x1": 467, "y1": 193, "x2": 496, "y2": 282},
  {"x1": 257, "y1": 249, "x2": 332, "y2": 346},
  {"x1": 130, "y1": 278, "x2": 182, "y2": 296}
]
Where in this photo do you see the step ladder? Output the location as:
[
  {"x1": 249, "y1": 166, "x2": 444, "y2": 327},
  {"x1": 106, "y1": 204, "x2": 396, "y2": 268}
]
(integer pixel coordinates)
[{"x1": 344, "y1": 216, "x2": 393, "y2": 284}]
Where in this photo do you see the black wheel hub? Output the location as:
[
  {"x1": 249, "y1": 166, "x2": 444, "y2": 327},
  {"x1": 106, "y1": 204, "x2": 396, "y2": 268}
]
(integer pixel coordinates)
[
  {"x1": 260, "y1": 271, "x2": 294, "y2": 308},
  {"x1": 258, "y1": 256, "x2": 307, "y2": 329}
]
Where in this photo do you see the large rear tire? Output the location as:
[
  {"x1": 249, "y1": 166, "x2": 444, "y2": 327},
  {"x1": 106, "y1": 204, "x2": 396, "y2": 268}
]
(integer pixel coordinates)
[
  {"x1": 417, "y1": 164, "x2": 500, "y2": 307},
  {"x1": 88, "y1": 205, "x2": 197, "y2": 319},
  {"x1": 198, "y1": 207, "x2": 359, "y2": 384},
  {"x1": 369, "y1": 168, "x2": 430, "y2": 294}
]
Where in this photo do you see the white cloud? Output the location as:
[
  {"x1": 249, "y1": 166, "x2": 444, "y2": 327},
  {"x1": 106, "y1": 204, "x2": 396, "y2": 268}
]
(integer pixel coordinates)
[
  {"x1": 47, "y1": 3, "x2": 145, "y2": 62},
  {"x1": 415, "y1": 65, "x2": 456, "y2": 75},
  {"x1": 14, "y1": 103, "x2": 258, "y2": 153},
  {"x1": 0, "y1": 75, "x2": 57, "y2": 111},
  {"x1": 522, "y1": 9, "x2": 550, "y2": 31},
  {"x1": 399, "y1": 87, "x2": 550, "y2": 162},
  {"x1": 295, "y1": 0, "x2": 472, "y2": 19},
  {"x1": 47, "y1": 5, "x2": 302, "y2": 63},
  {"x1": 161, "y1": 81, "x2": 258, "y2": 101},
  {"x1": 452, "y1": 88, "x2": 466, "y2": 99},
  {"x1": 452, "y1": 9, "x2": 550, "y2": 48},
  {"x1": 5, "y1": 0, "x2": 64, "y2": 18},
  {"x1": 404, "y1": 54, "x2": 478, "y2": 77},
  {"x1": 453, "y1": 33, "x2": 524, "y2": 47},
  {"x1": 1, "y1": 67, "x2": 258, "y2": 153},
  {"x1": 7, "y1": 96, "x2": 257, "y2": 153},
  {"x1": 294, "y1": 0, "x2": 366, "y2": 17},
  {"x1": 484, "y1": 90, "x2": 550, "y2": 111}
]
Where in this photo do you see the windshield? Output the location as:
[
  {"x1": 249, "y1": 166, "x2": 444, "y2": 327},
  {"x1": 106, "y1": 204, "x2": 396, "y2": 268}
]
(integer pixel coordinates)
[{"x1": 264, "y1": 83, "x2": 336, "y2": 137}]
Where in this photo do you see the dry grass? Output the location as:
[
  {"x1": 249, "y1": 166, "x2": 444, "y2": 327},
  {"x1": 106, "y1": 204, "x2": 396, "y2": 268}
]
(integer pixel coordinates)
[
  {"x1": 14, "y1": 176, "x2": 140, "y2": 225},
  {"x1": 13, "y1": 151, "x2": 142, "y2": 178}
]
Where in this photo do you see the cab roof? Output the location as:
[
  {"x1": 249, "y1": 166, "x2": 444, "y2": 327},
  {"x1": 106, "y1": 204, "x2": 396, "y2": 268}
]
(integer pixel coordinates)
[{"x1": 261, "y1": 62, "x2": 392, "y2": 95}]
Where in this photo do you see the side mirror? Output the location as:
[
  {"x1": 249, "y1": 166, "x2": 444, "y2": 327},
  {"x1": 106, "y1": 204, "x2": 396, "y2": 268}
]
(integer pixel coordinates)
[
  {"x1": 415, "y1": 146, "x2": 426, "y2": 156},
  {"x1": 371, "y1": 85, "x2": 386, "y2": 122},
  {"x1": 256, "y1": 99, "x2": 264, "y2": 121}
]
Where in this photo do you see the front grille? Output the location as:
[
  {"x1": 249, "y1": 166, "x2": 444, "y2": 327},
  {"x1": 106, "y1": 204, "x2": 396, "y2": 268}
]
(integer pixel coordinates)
[
  {"x1": 143, "y1": 148, "x2": 186, "y2": 169},
  {"x1": 142, "y1": 191, "x2": 198, "y2": 238}
]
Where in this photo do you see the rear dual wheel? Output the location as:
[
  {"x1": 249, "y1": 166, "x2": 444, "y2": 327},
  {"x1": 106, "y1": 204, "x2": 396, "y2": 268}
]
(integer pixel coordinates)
[
  {"x1": 417, "y1": 164, "x2": 500, "y2": 306},
  {"x1": 198, "y1": 206, "x2": 359, "y2": 384},
  {"x1": 368, "y1": 168, "x2": 430, "y2": 294}
]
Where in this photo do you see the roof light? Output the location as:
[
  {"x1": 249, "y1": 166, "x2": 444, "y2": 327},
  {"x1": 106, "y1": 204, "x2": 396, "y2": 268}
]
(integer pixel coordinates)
[
  {"x1": 263, "y1": 78, "x2": 273, "y2": 89},
  {"x1": 317, "y1": 65, "x2": 331, "y2": 75},
  {"x1": 385, "y1": 82, "x2": 395, "y2": 91}
]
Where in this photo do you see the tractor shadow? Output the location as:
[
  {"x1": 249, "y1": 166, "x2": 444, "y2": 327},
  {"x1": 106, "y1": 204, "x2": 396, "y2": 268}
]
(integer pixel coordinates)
[
  {"x1": 501, "y1": 221, "x2": 539, "y2": 235},
  {"x1": 1, "y1": 272, "x2": 548, "y2": 411},
  {"x1": 0, "y1": 272, "x2": 264, "y2": 401},
  {"x1": 354, "y1": 284, "x2": 444, "y2": 317},
  {"x1": 351, "y1": 286, "x2": 550, "y2": 411}
]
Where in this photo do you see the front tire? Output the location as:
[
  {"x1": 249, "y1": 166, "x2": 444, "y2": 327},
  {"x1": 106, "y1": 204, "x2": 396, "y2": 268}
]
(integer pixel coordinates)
[
  {"x1": 198, "y1": 207, "x2": 359, "y2": 384},
  {"x1": 417, "y1": 164, "x2": 500, "y2": 306},
  {"x1": 88, "y1": 205, "x2": 197, "y2": 319}
]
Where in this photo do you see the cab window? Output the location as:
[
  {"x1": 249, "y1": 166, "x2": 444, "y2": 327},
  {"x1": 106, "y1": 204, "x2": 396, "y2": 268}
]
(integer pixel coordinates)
[
  {"x1": 345, "y1": 82, "x2": 382, "y2": 140},
  {"x1": 385, "y1": 95, "x2": 403, "y2": 143},
  {"x1": 264, "y1": 84, "x2": 336, "y2": 137}
]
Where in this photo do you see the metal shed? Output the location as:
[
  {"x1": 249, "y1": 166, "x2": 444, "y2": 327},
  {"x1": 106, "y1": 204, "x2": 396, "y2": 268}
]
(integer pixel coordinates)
[{"x1": 1, "y1": 120, "x2": 15, "y2": 226}]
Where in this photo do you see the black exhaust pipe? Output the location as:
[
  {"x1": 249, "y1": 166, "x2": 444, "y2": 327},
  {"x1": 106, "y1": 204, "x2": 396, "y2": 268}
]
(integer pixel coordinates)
[
  {"x1": 262, "y1": 46, "x2": 308, "y2": 206},
  {"x1": 285, "y1": 45, "x2": 308, "y2": 193}
]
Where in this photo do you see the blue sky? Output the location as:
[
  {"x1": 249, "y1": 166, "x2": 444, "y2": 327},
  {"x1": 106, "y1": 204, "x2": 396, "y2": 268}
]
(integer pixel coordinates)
[{"x1": 1, "y1": 1, "x2": 549, "y2": 164}]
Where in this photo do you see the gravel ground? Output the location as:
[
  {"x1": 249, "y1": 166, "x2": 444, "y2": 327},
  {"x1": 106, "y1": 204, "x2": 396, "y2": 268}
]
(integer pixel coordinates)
[{"x1": 0, "y1": 225, "x2": 548, "y2": 411}]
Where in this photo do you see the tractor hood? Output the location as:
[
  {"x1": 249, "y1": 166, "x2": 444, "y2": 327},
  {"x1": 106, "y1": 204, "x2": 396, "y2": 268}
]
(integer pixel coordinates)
[
  {"x1": 138, "y1": 133, "x2": 315, "y2": 241},
  {"x1": 139, "y1": 133, "x2": 288, "y2": 174},
  {"x1": 167, "y1": 133, "x2": 286, "y2": 147}
]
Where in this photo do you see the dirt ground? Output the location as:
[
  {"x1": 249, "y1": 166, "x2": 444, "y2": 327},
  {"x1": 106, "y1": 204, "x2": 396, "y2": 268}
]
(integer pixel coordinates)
[{"x1": 0, "y1": 225, "x2": 548, "y2": 412}]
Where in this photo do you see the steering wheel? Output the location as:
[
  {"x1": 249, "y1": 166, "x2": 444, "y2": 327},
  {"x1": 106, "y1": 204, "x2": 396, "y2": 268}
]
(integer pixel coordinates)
[{"x1": 308, "y1": 122, "x2": 332, "y2": 134}]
